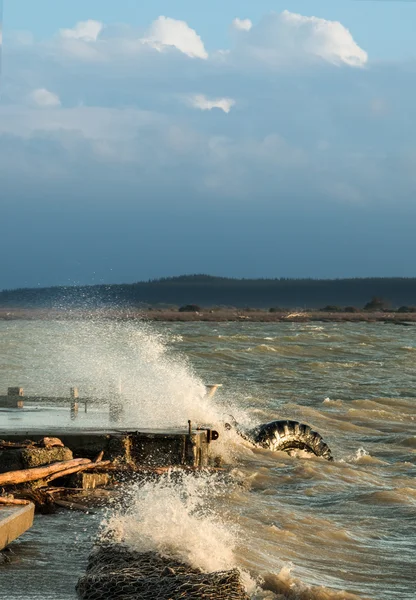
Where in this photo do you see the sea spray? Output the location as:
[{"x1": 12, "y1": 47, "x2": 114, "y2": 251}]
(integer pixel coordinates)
[
  {"x1": 102, "y1": 471, "x2": 241, "y2": 573},
  {"x1": 23, "y1": 317, "x2": 250, "y2": 433}
]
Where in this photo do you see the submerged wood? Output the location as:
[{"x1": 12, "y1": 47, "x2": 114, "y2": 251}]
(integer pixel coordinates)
[
  {"x1": 53, "y1": 499, "x2": 94, "y2": 513},
  {"x1": 0, "y1": 458, "x2": 91, "y2": 486}
]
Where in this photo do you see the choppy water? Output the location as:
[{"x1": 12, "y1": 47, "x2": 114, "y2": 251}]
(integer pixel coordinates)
[{"x1": 0, "y1": 319, "x2": 415, "y2": 600}]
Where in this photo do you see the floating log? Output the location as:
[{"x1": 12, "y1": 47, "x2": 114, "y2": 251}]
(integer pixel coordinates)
[{"x1": 0, "y1": 458, "x2": 91, "y2": 486}]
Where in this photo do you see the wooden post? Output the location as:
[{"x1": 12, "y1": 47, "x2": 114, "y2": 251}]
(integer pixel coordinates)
[
  {"x1": 7, "y1": 387, "x2": 24, "y2": 409},
  {"x1": 70, "y1": 387, "x2": 79, "y2": 420},
  {"x1": 109, "y1": 382, "x2": 123, "y2": 423}
]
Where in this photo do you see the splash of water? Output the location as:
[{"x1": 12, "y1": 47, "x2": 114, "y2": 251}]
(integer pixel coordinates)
[
  {"x1": 102, "y1": 471, "x2": 240, "y2": 573},
  {"x1": 31, "y1": 317, "x2": 249, "y2": 430}
]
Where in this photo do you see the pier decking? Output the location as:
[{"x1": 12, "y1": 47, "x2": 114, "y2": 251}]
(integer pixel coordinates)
[{"x1": 0, "y1": 503, "x2": 35, "y2": 551}]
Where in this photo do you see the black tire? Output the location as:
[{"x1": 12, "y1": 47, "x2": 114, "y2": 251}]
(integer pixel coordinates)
[{"x1": 252, "y1": 420, "x2": 333, "y2": 461}]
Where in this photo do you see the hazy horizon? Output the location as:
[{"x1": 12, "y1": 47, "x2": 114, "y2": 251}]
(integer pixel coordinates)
[{"x1": 4, "y1": 273, "x2": 416, "y2": 294}]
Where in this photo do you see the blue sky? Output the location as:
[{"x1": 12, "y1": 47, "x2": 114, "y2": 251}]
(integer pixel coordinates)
[{"x1": 0, "y1": 1, "x2": 416, "y2": 289}]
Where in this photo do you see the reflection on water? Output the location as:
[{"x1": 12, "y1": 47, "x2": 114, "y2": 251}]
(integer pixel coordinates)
[{"x1": 0, "y1": 320, "x2": 415, "y2": 600}]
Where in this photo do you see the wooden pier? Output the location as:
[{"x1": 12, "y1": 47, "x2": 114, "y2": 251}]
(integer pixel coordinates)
[
  {"x1": 0, "y1": 426, "x2": 218, "y2": 469},
  {"x1": 0, "y1": 503, "x2": 35, "y2": 551},
  {"x1": 0, "y1": 385, "x2": 222, "y2": 513}
]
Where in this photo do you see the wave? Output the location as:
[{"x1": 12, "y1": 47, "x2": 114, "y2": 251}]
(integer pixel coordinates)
[
  {"x1": 358, "y1": 489, "x2": 416, "y2": 506},
  {"x1": 400, "y1": 436, "x2": 416, "y2": 448},
  {"x1": 246, "y1": 345, "x2": 279, "y2": 354},
  {"x1": 323, "y1": 398, "x2": 344, "y2": 408},
  {"x1": 261, "y1": 565, "x2": 364, "y2": 600},
  {"x1": 347, "y1": 447, "x2": 387, "y2": 466}
]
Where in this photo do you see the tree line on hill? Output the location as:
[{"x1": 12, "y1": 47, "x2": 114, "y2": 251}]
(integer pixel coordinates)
[{"x1": 0, "y1": 275, "x2": 416, "y2": 310}]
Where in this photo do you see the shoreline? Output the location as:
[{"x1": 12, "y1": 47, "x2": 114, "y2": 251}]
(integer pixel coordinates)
[{"x1": 0, "y1": 308, "x2": 415, "y2": 324}]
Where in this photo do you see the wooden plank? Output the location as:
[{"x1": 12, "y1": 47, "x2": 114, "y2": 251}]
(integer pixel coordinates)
[{"x1": 0, "y1": 503, "x2": 35, "y2": 551}]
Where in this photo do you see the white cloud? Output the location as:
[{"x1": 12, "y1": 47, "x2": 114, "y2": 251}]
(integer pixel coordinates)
[
  {"x1": 142, "y1": 16, "x2": 208, "y2": 59},
  {"x1": 234, "y1": 10, "x2": 368, "y2": 68},
  {"x1": 282, "y1": 10, "x2": 367, "y2": 67},
  {"x1": 232, "y1": 18, "x2": 253, "y2": 32},
  {"x1": 60, "y1": 20, "x2": 104, "y2": 42},
  {"x1": 29, "y1": 88, "x2": 61, "y2": 108},
  {"x1": 188, "y1": 95, "x2": 236, "y2": 114}
]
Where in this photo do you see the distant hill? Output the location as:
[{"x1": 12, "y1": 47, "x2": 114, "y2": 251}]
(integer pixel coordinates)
[{"x1": 1, "y1": 275, "x2": 416, "y2": 309}]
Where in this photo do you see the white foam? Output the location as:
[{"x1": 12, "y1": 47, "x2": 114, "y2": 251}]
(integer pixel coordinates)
[{"x1": 102, "y1": 471, "x2": 239, "y2": 573}]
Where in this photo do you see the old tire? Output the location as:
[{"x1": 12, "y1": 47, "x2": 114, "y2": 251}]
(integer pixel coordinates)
[{"x1": 252, "y1": 420, "x2": 333, "y2": 461}]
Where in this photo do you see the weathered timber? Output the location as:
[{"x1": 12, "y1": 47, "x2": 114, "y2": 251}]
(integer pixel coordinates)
[
  {"x1": 0, "y1": 396, "x2": 24, "y2": 409},
  {"x1": 0, "y1": 503, "x2": 35, "y2": 550},
  {"x1": 70, "y1": 471, "x2": 111, "y2": 490},
  {"x1": 45, "y1": 460, "x2": 110, "y2": 484},
  {"x1": 0, "y1": 458, "x2": 91, "y2": 486},
  {"x1": 0, "y1": 496, "x2": 30, "y2": 506}
]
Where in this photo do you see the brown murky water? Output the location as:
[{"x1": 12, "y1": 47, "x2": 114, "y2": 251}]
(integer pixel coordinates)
[{"x1": 0, "y1": 320, "x2": 415, "y2": 599}]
